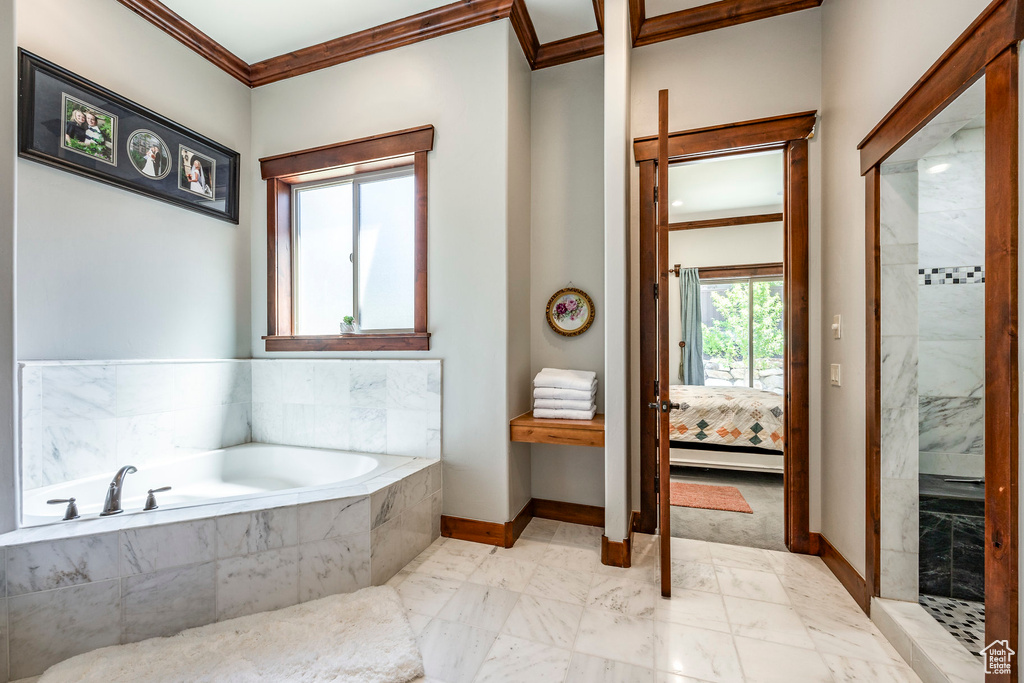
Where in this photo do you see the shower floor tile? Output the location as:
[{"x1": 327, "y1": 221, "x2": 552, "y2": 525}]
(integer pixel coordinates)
[{"x1": 919, "y1": 593, "x2": 985, "y2": 657}]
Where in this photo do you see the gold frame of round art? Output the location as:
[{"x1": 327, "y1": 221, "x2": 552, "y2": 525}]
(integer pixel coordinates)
[{"x1": 545, "y1": 287, "x2": 595, "y2": 337}]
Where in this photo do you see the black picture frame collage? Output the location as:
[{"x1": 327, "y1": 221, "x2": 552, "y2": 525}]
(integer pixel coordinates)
[{"x1": 18, "y1": 49, "x2": 240, "y2": 224}]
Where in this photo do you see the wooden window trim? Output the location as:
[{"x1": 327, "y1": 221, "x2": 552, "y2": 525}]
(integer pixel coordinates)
[
  {"x1": 670, "y1": 261, "x2": 784, "y2": 280},
  {"x1": 667, "y1": 212, "x2": 783, "y2": 232},
  {"x1": 260, "y1": 125, "x2": 434, "y2": 352}
]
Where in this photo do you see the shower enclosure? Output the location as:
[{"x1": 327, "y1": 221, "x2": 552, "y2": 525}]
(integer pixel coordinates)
[{"x1": 878, "y1": 77, "x2": 986, "y2": 662}]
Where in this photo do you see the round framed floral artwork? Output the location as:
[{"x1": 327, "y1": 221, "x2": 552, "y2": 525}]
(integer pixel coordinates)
[{"x1": 545, "y1": 287, "x2": 595, "y2": 337}]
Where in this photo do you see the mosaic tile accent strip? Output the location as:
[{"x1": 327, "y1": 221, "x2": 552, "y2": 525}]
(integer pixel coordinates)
[
  {"x1": 920, "y1": 593, "x2": 985, "y2": 658},
  {"x1": 919, "y1": 266, "x2": 985, "y2": 285}
]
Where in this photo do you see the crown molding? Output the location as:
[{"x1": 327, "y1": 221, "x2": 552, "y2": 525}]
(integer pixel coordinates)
[
  {"x1": 250, "y1": 0, "x2": 514, "y2": 87},
  {"x1": 632, "y1": 0, "x2": 822, "y2": 48},
  {"x1": 114, "y1": 0, "x2": 250, "y2": 84},
  {"x1": 116, "y1": 0, "x2": 821, "y2": 87}
]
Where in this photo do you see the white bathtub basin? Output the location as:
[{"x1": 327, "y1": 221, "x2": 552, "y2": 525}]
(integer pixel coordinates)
[{"x1": 22, "y1": 443, "x2": 410, "y2": 527}]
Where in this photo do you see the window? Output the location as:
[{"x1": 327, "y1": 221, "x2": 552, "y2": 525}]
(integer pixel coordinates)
[
  {"x1": 699, "y1": 275, "x2": 784, "y2": 394},
  {"x1": 259, "y1": 126, "x2": 433, "y2": 351}
]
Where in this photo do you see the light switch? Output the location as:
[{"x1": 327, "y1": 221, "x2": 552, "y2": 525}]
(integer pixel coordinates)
[
  {"x1": 830, "y1": 364, "x2": 841, "y2": 387},
  {"x1": 831, "y1": 315, "x2": 841, "y2": 339}
]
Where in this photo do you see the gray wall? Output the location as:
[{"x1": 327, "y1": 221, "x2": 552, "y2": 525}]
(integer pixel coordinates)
[
  {"x1": 529, "y1": 57, "x2": 606, "y2": 508},
  {"x1": 249, "y1": 22, "x2": 519, "y2": 525},
  {"x1": 506, "y1": 25, "x2": 533, "y2": 519},
  {"x1": 629, "y1": 10, "x2": 823, "y2": 526},
  {"x1": 15, "y1": 0, "x2": 253, "y2": 361},
  {"x1": 819, "y1": 0, "x2": 992, "y2": 575}
]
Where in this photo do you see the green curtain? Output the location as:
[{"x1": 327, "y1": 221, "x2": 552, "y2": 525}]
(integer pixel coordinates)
[{"x1": 679, "y1": 268, "x2": 705, "y2": 384}]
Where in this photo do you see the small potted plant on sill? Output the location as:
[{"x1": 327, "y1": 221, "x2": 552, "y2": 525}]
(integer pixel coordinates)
[{"x1": 340, "y1": 316, "x2": 358, "y2": 334}]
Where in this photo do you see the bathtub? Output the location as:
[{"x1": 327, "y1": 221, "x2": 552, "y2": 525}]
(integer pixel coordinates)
[
  {"x1": 4, "y1": 443, "x2": 442, "y2": 681},
  {"x1": 22, "y1": 442, "x2": 415, "y2": 527}
]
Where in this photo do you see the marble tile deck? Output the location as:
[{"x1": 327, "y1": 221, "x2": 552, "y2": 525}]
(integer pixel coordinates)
[{"x1": 393, "y1": 520, "x2": 920, "y2": 683}]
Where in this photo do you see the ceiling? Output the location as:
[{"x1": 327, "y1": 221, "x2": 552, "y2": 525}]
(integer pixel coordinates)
[
  {"x1": 667, "y1": 150, "x2": 785, "y2": 222},
  {"x1": 160, "y1": 0, "x2": 600, "y2": 64}
]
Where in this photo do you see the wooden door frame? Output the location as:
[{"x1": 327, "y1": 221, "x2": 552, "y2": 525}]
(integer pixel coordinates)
[
  {"x1": 860, "y1": 0, "x2": 1021, "y2": 672},
  {"x1": 634, "y1": 110, "x2": 816, "y2": 554}
]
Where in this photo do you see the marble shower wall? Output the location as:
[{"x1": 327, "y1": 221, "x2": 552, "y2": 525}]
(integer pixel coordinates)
[
  {"x1": 0, "y1": 459, "x2": 441, "y2": 681},
  {"x1": 21, "y1": 359, "x2": 443, "y2": 493},
  {"x1": 916, "y1": 126, "x2": 985, "y2": 479},
  {"x1": 21, "y1": 361, "x2": 253, "y2": 492},
  {"x1": 879, "y1": 169, "x2": 919, "y2": 601},
  {"x1": 250, "y1": 360, "x2": 442, "y2": 460}
]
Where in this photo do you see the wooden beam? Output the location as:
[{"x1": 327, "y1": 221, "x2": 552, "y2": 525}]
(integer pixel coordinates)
[
  {"x1": 634, "y1": 111, "x2": 817, "y2": 161},
  {"x1": 593, "y1": 0, "x2": 605, "y2": 33},
  {"x1": 629, "y1": 0, "x2": 645, "y2": 44},
  {"x1": 667, "y1": 212, "x2": 783, "y2": 231},
  {"x1": 510, "y1": 0, "x2": 540, "y2": 67},
  {"x1": 634, "y1": 0, "x2": 822, "y2": 48},
  {"x1": 858, "y1": 0, "x2": 1024, "y2": 174},
  {"x1": 114, "y1": 0, "x2": 250, "y2": 84},
  {"x1": 534, "y1": 31, "x2": 604, "y2": 70},
  {"x1": 248, "y1": 0, "x2": 514, "y2": 87}
]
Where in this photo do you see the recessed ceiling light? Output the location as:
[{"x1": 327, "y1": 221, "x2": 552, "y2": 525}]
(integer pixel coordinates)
[
  {"x1": 671, "y1": 200, "x2": 683, "y2": 207},
  {"x1": 926, "y1": 163, "x2": 951, "y2": 174}
]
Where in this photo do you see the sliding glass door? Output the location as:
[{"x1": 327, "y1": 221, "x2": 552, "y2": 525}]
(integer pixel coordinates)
[{"x1": 699, "y1": 277, "x2": 784, "y2": 394}]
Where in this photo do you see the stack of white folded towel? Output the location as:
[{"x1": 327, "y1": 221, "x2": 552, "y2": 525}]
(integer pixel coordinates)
[{"x1": 533, "y1": 368, "x2": 597, "y2": 420}]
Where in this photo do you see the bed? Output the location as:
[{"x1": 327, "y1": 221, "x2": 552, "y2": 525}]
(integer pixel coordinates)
[{"x1": 667, "y1": 385, "x2": 785, "y2": 470}]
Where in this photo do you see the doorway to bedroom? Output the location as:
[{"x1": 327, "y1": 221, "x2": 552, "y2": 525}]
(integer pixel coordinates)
[
  {"x1": 636, "y1": 110, "x2": 814, "y2": 591},
  {"x1": 663, "y1": 151, "x2": 788, "y2": 552}
]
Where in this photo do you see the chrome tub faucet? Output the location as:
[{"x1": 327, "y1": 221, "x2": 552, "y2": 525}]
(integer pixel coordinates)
[{"x1": 100, "y1": 465, "x2": 137, "y2": 516}]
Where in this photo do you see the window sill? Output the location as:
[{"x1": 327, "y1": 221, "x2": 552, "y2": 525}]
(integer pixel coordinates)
[{"x1": 262, "y1": 333, "x2": 430, "y2": 352}]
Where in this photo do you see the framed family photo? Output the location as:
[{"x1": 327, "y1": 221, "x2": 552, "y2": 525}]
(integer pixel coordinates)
[{"x1": 18, "y1": 49, "x2": 240, "y2": 224}]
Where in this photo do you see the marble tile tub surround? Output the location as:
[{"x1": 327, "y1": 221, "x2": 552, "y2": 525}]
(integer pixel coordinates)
[
  {"x1": 21, "y1": 360, "x2": 253, "y2": 492},
  {"x1": 0, "y1": 458, "x2": 441, "y2": 681},
  {"x1": 20, "y1": 358, "x2": 442, "y2": 493},
  {"x1": 250, "y1": 359, "x2": 441, "y2": 460}
]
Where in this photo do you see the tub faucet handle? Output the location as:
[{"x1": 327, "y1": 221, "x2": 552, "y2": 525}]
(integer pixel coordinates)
[
  {"x1": 144, "y1": 486, "x2": 172, "y2": 511},
  {"x1": 47, "y1": 497, "x2": 80, "y2": 521}
]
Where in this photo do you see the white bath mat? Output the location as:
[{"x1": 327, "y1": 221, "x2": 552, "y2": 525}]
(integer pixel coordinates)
[{"x1": 39, "y1": 586, "x2": 424, "y2": 683}]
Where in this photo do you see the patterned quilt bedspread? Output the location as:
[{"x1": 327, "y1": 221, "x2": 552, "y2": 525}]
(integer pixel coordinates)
[{"x1": 668, "y1": 385, "x2": 785, "y2": 452}]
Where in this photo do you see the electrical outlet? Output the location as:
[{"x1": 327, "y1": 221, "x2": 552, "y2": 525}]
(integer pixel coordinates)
[
  {"x1": 830, "y1": 364, "x2": 841, "y2": 387},
  {"x1": 831, "y1": 315, "x2": 841, "y2": 339}
]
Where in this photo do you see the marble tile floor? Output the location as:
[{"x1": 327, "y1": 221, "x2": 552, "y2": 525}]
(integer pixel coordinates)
[
  {"x1": 670, "y1": 466, "x2": 786, "y2": 552},
  {"x1": 390, "y1": 519, "x2": 920, "y2": 683}
]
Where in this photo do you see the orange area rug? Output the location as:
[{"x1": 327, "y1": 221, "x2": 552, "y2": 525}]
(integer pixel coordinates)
[{"x1": 670, "y1": 481, "x2": 753, "y2": 514}]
